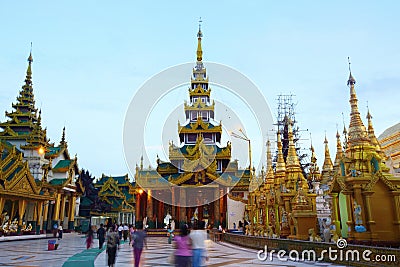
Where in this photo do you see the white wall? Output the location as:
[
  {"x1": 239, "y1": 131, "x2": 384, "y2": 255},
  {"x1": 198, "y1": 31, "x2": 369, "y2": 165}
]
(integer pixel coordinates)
[{"x1": 227, "y1": 197, "x2": 245, "y2": 229}]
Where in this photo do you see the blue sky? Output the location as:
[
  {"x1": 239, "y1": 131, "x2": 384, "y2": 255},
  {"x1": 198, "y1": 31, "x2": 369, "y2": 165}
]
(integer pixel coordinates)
[{"x1": 0, "y1": 1, "x2": 399, "y2": 178}]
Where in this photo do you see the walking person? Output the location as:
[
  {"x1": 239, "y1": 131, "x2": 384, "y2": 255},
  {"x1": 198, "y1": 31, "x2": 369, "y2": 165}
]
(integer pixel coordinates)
[
  {"x1": 174, "y1": 224, "x2": 192, "y2": 267},
  {"x1": 132, "y1": 228, "x2": 147, "y2": 267},
  {"x1": 86, "y1": 226, "x2": 94, "y2": 249},
  {"x1": 117, "y1": 224, "x2": 123, "y2": 240},
  {"x1": 58, "y1": 223, "x2": 63, "y2": 240},
  {"x1": 123, "y1": 223, "x2": 129, "y2": 241},
  {"x1": 129, "y1": 225, "x2": 135, "y2": 245},
  {"x1": 97, "y1": 223, "x2": 106, "y2": 249},
  {"x1": 167, "y1": 224, "x2": 174, "y2": 244},
  {"x1": 189, "y1": 220, "x2": 208, "y2": 267},
  {"x1": 106, "y1": 228, "x2": 120, "y2": 267}
]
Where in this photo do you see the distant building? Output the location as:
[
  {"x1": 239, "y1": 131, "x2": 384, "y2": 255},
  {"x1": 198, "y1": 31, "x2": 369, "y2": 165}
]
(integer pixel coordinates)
[{"x1": 378, "y1": 123, "x2": 400, "y2": 176}]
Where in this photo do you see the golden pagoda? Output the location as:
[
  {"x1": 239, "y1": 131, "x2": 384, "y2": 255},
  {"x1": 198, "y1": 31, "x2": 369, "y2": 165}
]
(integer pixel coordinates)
[
  {"x1": 0, "y1": 51, "x2": 80, "y2": 234},
  {"x1": 329, "y1": 66, "x2": 400, "y2": 244},
  {"x1": 132, "y1": 25, "x2": 250, "y2": 229},
  {"x1": 248, "y1": 119, "x2": 317, "y2": 240}
]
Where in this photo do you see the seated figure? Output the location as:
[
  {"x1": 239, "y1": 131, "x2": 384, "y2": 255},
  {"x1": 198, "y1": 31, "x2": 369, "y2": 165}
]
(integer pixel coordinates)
[
  {"x1": 2, "y1": 221, "x2": 9, "y2": 233},
  {"x1": 9, "y1": 219, "x2": 18, "y2": 232},
  {"x1": 21, "y1": 222, "x2": 27, "y2": 231}
]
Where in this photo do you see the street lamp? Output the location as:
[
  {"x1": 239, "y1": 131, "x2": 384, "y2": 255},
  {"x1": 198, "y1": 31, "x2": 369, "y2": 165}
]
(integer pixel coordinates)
[{"x1": 231, "y1": 129, "x2": 252, "y2": 178}]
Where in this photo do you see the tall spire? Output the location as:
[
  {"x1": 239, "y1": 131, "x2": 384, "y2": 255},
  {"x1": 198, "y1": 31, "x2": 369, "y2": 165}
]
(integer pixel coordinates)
[
  {"x1": 0, "y1": 47, "x2": 38, "y2": 139},
  {"x1": 308, "y1": 135, "x2": 321, "y2": 182},
  {"x1": 265, "y1": 139, "x2": 274, "y2": 188},
  {"x1": 366, "y1": 108, "x2": 380, "y2": 149},
  {"x1": 321, "y1": 134, "x2": 333, "y2": 185},
  {"x1": 334, "y1": 130, "x2": 343, "y2": 168},
  {"x1": 196, "y1": 17, "x2": 203, "y2": 62},
  {"x1": 346, "y1": 58, "x2": 369, "y2": 147},
  {"x1": 275, "y1": 130, "x2": 286, "y2": 187},
  {"x1": 286, "y1": 119, "x2": 302, "y2": 169},
  {"x1": 60, "y1": 126, "x2": 66, "y2": 145},
  {"x1": 266, "y1": 139, "x2": 272, "y2": 169},
  {"x1": 322, "y1": 134, "x2": 333, "y2": 171},
  {"x1": 285, "y1": 119, "x2": 306, "y2": 190}
]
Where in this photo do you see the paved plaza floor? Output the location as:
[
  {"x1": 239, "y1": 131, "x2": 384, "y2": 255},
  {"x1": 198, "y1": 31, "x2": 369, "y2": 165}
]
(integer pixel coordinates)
[
  {"x1": 94, "y1": 237, "x2": 345, "y2": 267},
  {"x1": 0, "y1": 233, "x2": 346, "y2": 267},
  {"x1": 0, "y1": 232, "x2": 89, "y2": 267}
]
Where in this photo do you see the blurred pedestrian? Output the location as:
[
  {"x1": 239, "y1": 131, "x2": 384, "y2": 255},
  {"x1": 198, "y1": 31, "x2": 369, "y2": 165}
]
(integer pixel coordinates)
[
  {"x1": 132, "y1": 228, "x2": 147, "y2": 267},
  {"x1": 106, "y1": 228, "x2": 120, "y2": 267},
  {"x1": 97, "y1": 223, "x2": 106, "y2": 249},
  {"x1": 189, "y1": 220, "x2": 208, "y2": 267},
  {"x1": 118, "y1": 224, "x2": 123, "y2": 240},
  {"x1": 174, "y1": 224, "x2": 192, "y2": 267},
  {"x1": 123, "y1": 223, "x2": 129, "y2": 241},
  {"x1": 86, "y1": 226, "x2": 94, "y2": 249},
  {"x1": 58, "y1": 223, "x2": 63, "y2": 240},
  {"x1": 129, "y1": 225, "x2": 135, "y2": 245}
]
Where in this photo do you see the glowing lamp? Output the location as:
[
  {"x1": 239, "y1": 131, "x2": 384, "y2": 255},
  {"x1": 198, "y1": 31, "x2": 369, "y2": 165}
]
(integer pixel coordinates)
[{"x1": 38, "y1": 147, "x2": 45, "y2": 155}]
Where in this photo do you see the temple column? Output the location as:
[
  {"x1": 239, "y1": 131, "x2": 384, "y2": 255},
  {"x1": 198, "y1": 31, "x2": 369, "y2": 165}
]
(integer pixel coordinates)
[
  {"x1": 11, "y1": 200, "x2": 16, "y2": 220},
  {"x1": 68, "y1": 194, "x2": 76, "y2": 230},
  {"x1": 36, "y1": 201, "x2": 43, "y2": 233},
  {"x1": 59, "y1": 194, "x2": 67, "y2": 224},
  {"x1": 179, "y1": 188, "x2": 186, "y2": 226},
  {"x1": 158, "y1": 200, "x2": 163, "y2": 228},
  {"x1": 135, "y1": 192, "x2": 141, "y2": 228},
  {"x1": 17, "y1": 199, "x2": 27, "y2": 233},
  {"x1": 0, "y1": 197, "x2": 5, "y2": 214},
  {"x1": 362, "y1": 191, "x2": 375, "y2": 233},
  {"x1": 147, "y1": 190, "x2": 154, "y2": 228},
  {"x1": 53, "y1": 192, "x2": 61, "y2": 224},
  {"x1": 331, "y1": 193, "x2": 341, "y2": 236},
  {"x1": 344, "y1": 191, "x2": 354, "y2": 234},
  {"x1": 392, "y1": 192, "x2": 400, "y2": 236},
  {"x1": 171, "y1": 187, "x2": 176, "y2": 218},
  {"x1": 214, "y1": 188, "x2": 220, "y2": 227},
  {"x1": 43, "y1": 201, "x2": 49, "y2": 231}
]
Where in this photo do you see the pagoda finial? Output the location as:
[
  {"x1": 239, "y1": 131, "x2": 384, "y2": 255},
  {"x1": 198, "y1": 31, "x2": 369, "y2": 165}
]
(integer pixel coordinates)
[
  {"x1": 310, "y1": 133, "x2": 317, "y2": 164},
  {"x1": 276, "y1": 131, "x2": 285, "y2": 171},
  {"x1": 196, "y1": 17, "x2": 203, "y2": 62},
  {"x1": 60, "y1": 126, "x2": 66, "y2": 145},
  {"x1": 322, "y1": 134, "x2": 333, "y2": 171},
  {"x1": 347, "y1": 57, "x2": 356, "y2": 86},
  {"x1": 286, "y1": 118, "x2": 301, "y2": 167},
  {"x1": 334, "y1": 129, "x2": 343, "y2": 167},
  {"x1": 266, "y1": 139, "x2": 272, "y2": 169},
  {"x1": 366, "y1": 106, "x2": 380, "y2": 148},
  {"x1": 28, "y1": 42, "x2": 33, "y2": 63},
  {"x1": 346, "y1": 59, "x2": 369, "y2": 147},
  {"x1": 37, "y1": 109, "x2": 42, "y2": 127},
  {"x1": 25, "y1": 46, "x2": 33, "y2": 87}
]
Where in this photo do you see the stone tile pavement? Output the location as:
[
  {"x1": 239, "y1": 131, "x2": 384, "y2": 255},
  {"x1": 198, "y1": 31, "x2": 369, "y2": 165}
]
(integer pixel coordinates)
[
  {"x1": 0, "y1": 232, "x2": 91, "y2": 267},
  {"x1": 94, "y1": 237, "x2": 346, "y2": 267},
  {"x1": 0, "y1": 233, "x2": 348, "y2": 267}
]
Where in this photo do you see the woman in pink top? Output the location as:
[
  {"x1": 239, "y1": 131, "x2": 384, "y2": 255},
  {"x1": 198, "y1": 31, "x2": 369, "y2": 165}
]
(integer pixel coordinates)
[{"x1": 174, "y1": 224, "x2": 192, "y2": 267}]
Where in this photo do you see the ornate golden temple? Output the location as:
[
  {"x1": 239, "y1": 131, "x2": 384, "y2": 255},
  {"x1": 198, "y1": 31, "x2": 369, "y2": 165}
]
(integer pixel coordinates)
[
  {"x1": 0, "y1": 52, "x2": 79, "y2": 235},
  {"x1": 132, "y1": 25, "x2": 250, "y2": 229},
  {"x1": 247, "y1": 66, "x2": 400, "y2": 245}
]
